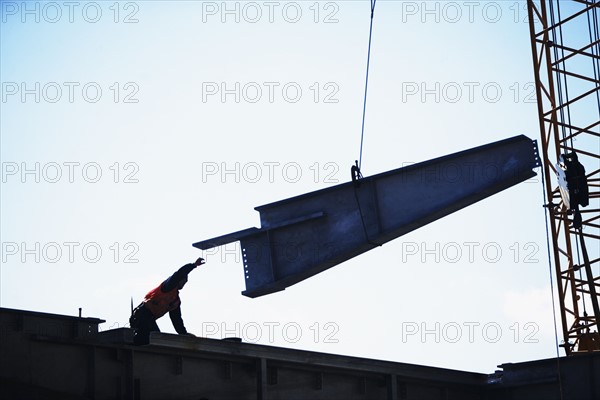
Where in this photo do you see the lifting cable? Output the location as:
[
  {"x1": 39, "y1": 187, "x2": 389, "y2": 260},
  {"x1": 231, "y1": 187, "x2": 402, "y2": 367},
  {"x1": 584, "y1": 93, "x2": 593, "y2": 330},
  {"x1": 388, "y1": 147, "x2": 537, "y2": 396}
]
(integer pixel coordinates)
[
  {"x1": 588, "y1": 0, "x2": 600, "y2": 117},
  {"x1": 589, "y1": 0, "x2": 600, "y2": 286},
  {"x1": 353, "y1": 0, "x2": 380, "y2": 247},
  {"x1": 542, "y1": 6, "x2": 568, "y2": 388},
  {"x1": 358, "y1": 0, "x2": 377, "y2": 172},
  {"x1": 549, "y1": 0, "x2": 590, "y2": 316},
  {"x1": 576, "y1": 0, "x2": 600, "y2": 338},
  {"x1": 548, "y1": 0, "x2": 574, "y2": 148},
  {"x1": 540, "y1": 165, "x2": 565, "y2": 400}
]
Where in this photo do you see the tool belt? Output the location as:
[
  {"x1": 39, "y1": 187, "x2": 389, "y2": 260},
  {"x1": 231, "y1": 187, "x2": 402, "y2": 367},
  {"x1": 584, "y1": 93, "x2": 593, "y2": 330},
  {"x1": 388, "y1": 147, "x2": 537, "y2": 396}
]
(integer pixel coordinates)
[{"x1": 129, "y1": 303, "x2": 153, "y2": 327}]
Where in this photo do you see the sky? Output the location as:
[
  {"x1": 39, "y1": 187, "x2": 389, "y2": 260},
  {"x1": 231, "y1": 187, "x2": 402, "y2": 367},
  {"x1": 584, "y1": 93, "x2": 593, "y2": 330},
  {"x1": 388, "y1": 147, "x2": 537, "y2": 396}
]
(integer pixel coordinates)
[{"x1": 1, "y1": 0, "x2": 598, "y2": 374}]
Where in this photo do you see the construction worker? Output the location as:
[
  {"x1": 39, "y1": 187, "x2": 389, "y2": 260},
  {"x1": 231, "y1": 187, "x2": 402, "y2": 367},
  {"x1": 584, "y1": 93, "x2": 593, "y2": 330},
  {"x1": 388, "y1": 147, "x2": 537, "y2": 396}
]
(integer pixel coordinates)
[{"x1": 129, "y1": 257, "x2": 205, "y2": 345}]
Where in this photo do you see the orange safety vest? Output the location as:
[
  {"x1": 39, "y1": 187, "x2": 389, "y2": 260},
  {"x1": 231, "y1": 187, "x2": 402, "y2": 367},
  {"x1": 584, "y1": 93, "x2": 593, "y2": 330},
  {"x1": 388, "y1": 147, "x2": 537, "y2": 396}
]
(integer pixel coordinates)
[{"x1": 143, "y1": 284, "x2": 181, "y2": 319}]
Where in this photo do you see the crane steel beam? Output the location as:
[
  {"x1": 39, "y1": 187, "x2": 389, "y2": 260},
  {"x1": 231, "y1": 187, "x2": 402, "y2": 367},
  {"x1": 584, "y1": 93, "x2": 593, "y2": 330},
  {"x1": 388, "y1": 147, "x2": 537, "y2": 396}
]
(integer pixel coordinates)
[
  {"x1": 195, "y1": 135, "x2": 540, "y2": 298},
  {"x1": 527, "y1": 0, "x2": 600, "y2": 354}
]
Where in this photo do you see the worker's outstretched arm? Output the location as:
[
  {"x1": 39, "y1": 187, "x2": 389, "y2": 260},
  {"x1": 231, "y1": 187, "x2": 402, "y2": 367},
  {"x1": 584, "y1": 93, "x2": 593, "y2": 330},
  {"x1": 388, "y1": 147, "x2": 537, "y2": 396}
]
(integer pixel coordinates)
[
  {"x1": 162, "y1": 257, "x2": 205, "y2": 292},
  {"x1": 162, "y1": 264, "x2": 195, "y2": 292},
  {"x1": 169, "y1": 306, "x2": 187, "y2": 334}
]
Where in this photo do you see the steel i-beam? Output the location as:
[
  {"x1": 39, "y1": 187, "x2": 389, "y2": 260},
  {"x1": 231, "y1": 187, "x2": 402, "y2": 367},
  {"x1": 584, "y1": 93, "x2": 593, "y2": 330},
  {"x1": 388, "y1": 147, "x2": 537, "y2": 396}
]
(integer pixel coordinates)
[{"x1": 194, "y1": 135, "x2": 541, "y2": 298}]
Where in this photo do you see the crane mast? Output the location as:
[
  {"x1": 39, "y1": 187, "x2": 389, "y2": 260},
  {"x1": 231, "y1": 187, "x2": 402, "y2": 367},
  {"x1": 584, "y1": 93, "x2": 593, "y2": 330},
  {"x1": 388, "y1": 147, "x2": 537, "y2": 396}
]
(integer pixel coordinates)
[{"x1": 527, "y1": 0, "x2": 600, "y2": 354}]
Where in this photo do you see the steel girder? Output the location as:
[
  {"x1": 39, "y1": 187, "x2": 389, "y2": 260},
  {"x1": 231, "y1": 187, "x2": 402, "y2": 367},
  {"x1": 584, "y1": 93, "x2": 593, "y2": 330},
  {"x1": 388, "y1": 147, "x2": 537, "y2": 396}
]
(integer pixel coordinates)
[{"x1": 195, "y1": 135, "x2": 540, "y2": 298}]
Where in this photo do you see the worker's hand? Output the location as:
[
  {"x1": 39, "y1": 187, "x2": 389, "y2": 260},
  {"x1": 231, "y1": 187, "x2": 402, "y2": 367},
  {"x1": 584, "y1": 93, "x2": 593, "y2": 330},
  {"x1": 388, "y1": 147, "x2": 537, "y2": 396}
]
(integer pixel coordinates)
[{"x1": 194, "y1": 257, "x2": 205, "y2": 267}]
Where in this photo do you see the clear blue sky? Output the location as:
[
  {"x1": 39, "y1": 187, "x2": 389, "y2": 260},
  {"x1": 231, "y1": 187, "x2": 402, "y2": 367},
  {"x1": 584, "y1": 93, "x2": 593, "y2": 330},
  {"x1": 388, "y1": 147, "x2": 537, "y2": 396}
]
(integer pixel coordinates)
[{"x1": 1, "y1": 1, "x2": 596, "y2": 373}]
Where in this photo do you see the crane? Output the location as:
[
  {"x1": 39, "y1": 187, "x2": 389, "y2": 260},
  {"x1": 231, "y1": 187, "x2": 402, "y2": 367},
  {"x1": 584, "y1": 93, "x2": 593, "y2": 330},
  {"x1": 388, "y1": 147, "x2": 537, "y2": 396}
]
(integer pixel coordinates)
[{"x1": 527, "y1": 0, "x2": 600, "y2": 354}]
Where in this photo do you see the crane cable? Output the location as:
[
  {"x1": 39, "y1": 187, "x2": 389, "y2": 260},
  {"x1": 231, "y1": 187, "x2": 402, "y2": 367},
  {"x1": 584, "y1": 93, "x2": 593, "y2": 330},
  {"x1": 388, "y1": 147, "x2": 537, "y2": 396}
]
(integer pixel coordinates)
[
  {"x1": 581, "y1": 0, "x2": 600, "y2": 336},
  {"x1": 358, "y1": 0, "x2": 377, "y2": 171},
  {"x1": 588, "y1": 0, "x2": 600, "y2": 115},
  {"x1": 548, "y1": 0, "x2": 574, "y2": 148},
  {"x1": 540, "y1": 166, "x2": 565, "y2": 400},
  {"x1": 589, "y1": 0, "x2": 600, "y2": 288},
  {"x1": 353, "y1": 0, "x2": 380, "y2": 248},
  {"x1": 550, "y1": 0, "x2": 586, "y2": 317}
]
